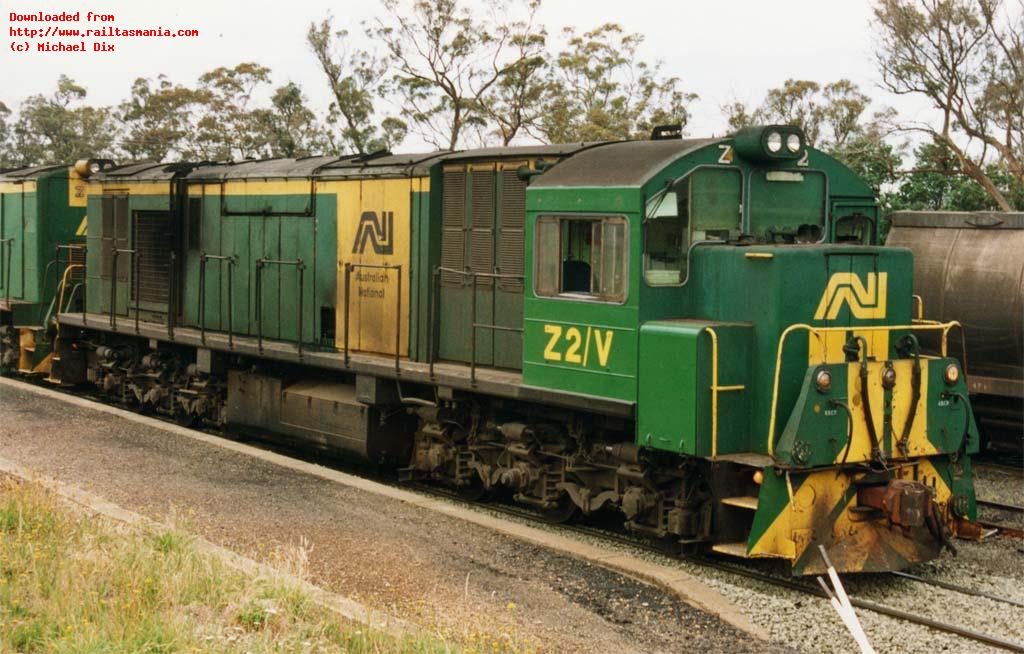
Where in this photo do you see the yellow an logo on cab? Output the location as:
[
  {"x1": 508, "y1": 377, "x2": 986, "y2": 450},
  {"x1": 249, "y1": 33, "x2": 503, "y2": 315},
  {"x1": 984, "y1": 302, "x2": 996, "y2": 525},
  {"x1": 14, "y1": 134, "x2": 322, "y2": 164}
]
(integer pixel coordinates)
[{"x1": 814, "y1": 272, "x2": 888, "y2": 320}]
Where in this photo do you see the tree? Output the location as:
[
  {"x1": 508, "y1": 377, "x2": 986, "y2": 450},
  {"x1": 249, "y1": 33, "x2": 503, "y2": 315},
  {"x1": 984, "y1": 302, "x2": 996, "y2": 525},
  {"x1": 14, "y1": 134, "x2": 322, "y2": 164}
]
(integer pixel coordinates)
[
  {"x1": 307, "y1": 17, "x2": 405, "y2": 153},
  {"x1": 540, "y1": 23, "x2": 697, "y2": 143},
  {"x1": 374, "y1": 0, "x2": 547, "y2": 150},
  {"x1": 0, "y1": 102, "x2": 14, "y2": 168},
  {"x1": 725, "y1": 79, "x2": 872, "y2": 149},
  {"x1": 894, "y1": 139, "x2": 1024, "y2": 210},
  {"x1": 260, "y1": 82, "x2": 329, "y2": 158},
  {"x1": 11, "y1": 76, "x2": 117, "y2": 166},
  {"x1": 873, "y1": 0, "x2": 1023, "y2": 210},
  {"x1": 474, "y1": 7, "x2": 547, "y2": 145},
  {"x1": 544, "y1": 22, "x2": 696, "y2": 143},
  {"x1": 725, "y1": 79, "x2": 904, "y2": 199},
  {"x1": 192, "y1": 63, "x2": 273, "y2": 161},
  {"x1": 119, "y1": 75, "x2": 203, "y2": 162}
]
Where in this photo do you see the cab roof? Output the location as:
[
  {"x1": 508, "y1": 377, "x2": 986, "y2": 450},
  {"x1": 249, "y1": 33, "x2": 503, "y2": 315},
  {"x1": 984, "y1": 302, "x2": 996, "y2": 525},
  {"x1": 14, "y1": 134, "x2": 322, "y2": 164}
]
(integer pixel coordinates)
[
  {"x1": 530, "y1": 138, "x2": 719, "y2": 188},
  {"x1": 0, "y1": 164, "x2": 67, "y2": 181}
]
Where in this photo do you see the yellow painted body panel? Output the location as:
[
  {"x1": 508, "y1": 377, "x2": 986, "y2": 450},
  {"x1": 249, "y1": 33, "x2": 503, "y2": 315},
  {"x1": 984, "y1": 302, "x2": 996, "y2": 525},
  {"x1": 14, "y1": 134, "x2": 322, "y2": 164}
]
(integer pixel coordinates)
[
  {"x1": 87, "y1": 181, "x2": 170, "y2": 195},
  {"x1": 0, "y1": 182, "x2": 37, "y2": 193},
  {"x1": 68, "y1": 168, "x2": 88, "y2": 207},
  {"x1": 840, "y1": 359, "x2": 934, "y2": 463},
  {"x1": 808, "y1": 328, "x2": 889, "y2": 365},
  {"x1": 327, "y1": 177, "x2": 429, "y2": 357}
]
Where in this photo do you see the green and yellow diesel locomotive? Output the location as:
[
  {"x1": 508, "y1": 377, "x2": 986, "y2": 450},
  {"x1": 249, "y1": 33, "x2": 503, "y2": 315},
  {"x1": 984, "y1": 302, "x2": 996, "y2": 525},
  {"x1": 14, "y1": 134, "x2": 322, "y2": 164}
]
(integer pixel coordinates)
[
  {"x1": 0, "y1": 161, "x2": 99, "y2": 373},
  {"x1": 38, "y1": 127, "x2": 979, "y2": 575}
]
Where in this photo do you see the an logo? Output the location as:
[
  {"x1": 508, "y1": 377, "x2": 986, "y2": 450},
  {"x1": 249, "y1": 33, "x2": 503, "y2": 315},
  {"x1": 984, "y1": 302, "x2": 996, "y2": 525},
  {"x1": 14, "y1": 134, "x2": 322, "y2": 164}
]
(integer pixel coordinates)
[
  {"x1": 814, "y1": 272, "x2": 888, "y2": 320},
  {"x1": 352, "y1": 210, "x2": 394, "y2": 255}
]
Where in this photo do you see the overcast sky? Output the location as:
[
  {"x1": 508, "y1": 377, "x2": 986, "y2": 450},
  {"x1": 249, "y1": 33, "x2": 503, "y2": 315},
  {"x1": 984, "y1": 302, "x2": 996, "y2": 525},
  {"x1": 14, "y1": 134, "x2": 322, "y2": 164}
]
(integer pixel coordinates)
[{"x1": 2, "y1": 0, "x2": 933, "y2": 149}]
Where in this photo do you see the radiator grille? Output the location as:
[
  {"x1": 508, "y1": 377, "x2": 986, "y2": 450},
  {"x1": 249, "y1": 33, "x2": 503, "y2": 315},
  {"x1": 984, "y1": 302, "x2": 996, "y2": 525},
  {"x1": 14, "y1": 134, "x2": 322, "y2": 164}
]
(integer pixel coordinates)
[{"x1": 132, "y1": 212, "x2": 173, "y2": 305}]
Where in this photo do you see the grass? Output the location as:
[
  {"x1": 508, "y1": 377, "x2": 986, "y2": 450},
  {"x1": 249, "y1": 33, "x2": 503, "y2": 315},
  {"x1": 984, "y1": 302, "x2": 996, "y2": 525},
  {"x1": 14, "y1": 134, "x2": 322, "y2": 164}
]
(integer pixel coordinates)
[{"x1": 0, "y1": 478, "x2": 459, "y2": 653}]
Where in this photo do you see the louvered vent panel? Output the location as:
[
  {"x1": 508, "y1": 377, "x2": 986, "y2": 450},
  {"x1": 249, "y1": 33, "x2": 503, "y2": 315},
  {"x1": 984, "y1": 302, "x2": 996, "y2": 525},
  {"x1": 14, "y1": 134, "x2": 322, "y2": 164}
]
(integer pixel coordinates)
[
  {"x1": 498, "y1": 170, "x2": 526, "y2": 291},
  {"x1": 441, "y1": 171, "x2": 467, "y2": 286},
  {"x1": 132, "y1": 212, "x2": 172, "y2": 305},
  {"x1": 470, "y1": 170, "x2": 495, "y2": 288}
]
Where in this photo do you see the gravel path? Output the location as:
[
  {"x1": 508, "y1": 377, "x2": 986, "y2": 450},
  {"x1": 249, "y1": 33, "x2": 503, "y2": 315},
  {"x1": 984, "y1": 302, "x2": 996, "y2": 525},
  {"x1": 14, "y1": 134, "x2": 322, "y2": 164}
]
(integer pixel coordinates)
[{"x1": 0, "y1": 382, "x2": 776, "y2": 654}]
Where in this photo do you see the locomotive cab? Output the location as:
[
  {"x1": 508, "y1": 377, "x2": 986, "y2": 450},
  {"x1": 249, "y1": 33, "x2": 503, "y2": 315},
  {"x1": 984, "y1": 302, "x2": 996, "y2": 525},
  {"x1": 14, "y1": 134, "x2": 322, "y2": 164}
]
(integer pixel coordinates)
[{"x1": 524, "y1": 127, "x2": 978, "y2": 574}]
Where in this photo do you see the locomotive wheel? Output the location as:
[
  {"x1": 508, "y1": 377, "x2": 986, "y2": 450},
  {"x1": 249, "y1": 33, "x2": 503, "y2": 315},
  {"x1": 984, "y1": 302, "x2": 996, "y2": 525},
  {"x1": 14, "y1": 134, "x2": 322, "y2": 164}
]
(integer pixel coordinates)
[
  {"x1": 457, "y1": 479, "x2": 491, "y2": 502},
  {"x1": 541, "y1": 494, "x2": 580, "y2": 524}
]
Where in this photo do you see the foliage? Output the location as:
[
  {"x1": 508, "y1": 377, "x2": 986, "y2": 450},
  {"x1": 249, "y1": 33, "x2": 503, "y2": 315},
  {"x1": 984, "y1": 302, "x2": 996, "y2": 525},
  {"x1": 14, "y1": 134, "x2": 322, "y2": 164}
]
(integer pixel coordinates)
[
  {"x1": 8, "y1": 76, "x2": 117, "y2": 167},
  {"x1": 0, "y1": 102, "x2": 14, "y2": 168},
  {"x1": 374, "y1": 0, "x2": 550, "y2": 150},
  {"x1": 726, "y1": 79, "x2": 905, "y2": 200},
  {"x1": 118, "y1": 75, "x2": 204, "y2": 162},
  {"x1": 873, "y1": 0, "x2": 1024, "y2": 210},
  {"x1": 540, "y1": 23, "x2": 697, "y2": 143},
  {"x1": 307, "y1": 17, "x2": 405, "y2": 154},
  {"x1": 192, "y1": 63, "x2": 275, "y2": 161},
  {"x1": 892, "y1": 140, "x2": 1024, "y2": 210},
  {"x1": 259, "y1": 82, "x2": 331, "y2": 158}
]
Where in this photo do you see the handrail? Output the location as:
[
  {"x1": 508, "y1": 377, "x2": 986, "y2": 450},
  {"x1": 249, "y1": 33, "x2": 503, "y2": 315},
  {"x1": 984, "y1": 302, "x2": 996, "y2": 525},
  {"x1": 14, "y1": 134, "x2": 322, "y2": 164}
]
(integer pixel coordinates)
[
  {"x1": 766, "y1": 320, "x2": 964, "y2": 457},
  {"x1": 199, "y1": 253, "x2": 237, "y2": 349},
  {"x1": 911, "y1": 294, "x2": 924, "y2": 321},
  {"x1": 0, "y1": 237, "x2": 13, "y2": 304},
  {"x1": 343, "y1": 262, "x2": 402, "y2": 374},
  {"x1": 429, "y1": 266, "x2": 525, "y2": 383},
  {"x1": 702, "y1": 326, "x2": 746, "y2": 458},
  {"x1": 41, "y1": 244, "x2": 87, "y2": 324},
  {"x1": 110, "y1": 248, "x2": 141, "y2": 333},
  {"x1": 166, "y1": 251, "x2": 176, "y2": 340},
  {"x1": 255, "y1": 257, "x2": 305, "y2": 357},
  {"x1": 54, "y1": 263, "x2": 85, "y2": 339}
]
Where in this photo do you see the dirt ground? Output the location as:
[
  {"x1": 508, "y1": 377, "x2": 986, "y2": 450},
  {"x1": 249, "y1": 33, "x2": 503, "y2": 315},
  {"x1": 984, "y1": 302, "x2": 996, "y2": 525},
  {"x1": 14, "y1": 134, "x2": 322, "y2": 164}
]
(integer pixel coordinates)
[{"x1": 0, "y1": 383, "x2": 777, "y2": 653}]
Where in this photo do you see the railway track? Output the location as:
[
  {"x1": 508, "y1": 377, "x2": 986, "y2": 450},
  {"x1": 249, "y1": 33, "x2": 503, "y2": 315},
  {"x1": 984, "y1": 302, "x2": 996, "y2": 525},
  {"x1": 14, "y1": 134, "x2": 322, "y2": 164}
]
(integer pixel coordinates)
[
  {"x1": 419, "y1": 486, "x2": 1024, "y2": 653},
  {"x1": 10, "y1": 375, "x2": 1024, "y2": 653}
]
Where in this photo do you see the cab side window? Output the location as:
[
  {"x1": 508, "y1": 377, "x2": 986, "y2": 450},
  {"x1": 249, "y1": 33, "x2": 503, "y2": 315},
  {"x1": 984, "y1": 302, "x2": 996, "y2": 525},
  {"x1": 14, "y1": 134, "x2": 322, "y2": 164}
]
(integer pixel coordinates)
[{"x1": 535, "y1": 215, "x2": 628, "y2": 303}]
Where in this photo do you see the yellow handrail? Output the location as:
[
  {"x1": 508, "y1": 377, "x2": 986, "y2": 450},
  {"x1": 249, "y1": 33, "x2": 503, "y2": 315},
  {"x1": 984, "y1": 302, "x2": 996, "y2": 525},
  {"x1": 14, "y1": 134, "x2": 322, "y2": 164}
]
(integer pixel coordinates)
[
  {"x1": 703, "y1": 326, "x2": 746, "y2": 458},
  {"x1": 765, "y1": 320, "x2": 963, "y2": 457},
  {"x1": 55, "y1": 263, "x2": 84, "y2": 338}
]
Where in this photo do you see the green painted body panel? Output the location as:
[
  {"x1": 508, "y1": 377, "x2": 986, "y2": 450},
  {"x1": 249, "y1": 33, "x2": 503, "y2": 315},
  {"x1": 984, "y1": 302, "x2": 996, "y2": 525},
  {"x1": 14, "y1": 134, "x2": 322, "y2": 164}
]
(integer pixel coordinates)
[
  {"x1": 181, "y1": 193, "x2": 335, "y2": 347},
  {"x1": 637, "y1": 320, "x2": 752, "y2": 455},
  {"x1": 2, "y1": 171, "x2": 85, "y2": 328}
]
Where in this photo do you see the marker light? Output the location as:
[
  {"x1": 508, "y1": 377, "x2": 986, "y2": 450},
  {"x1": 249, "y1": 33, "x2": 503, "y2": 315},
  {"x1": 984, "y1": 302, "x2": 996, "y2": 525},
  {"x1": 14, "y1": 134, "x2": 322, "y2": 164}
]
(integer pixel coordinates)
[
  {"x1": 815, "y1": 369, "x2": 833, "y2": 393},
  {"x1": 786, "y1": 133, "x2": 801, "y2": 153},
  {"x1": 881, "y1": 366, "x2": 897, "y2": 389},
  {"x1": 944, "y1": 363, "x2": 960, "y2": 385},
  {"x1": 766, "y1": 131, "x2": 783, "y2": 153}
]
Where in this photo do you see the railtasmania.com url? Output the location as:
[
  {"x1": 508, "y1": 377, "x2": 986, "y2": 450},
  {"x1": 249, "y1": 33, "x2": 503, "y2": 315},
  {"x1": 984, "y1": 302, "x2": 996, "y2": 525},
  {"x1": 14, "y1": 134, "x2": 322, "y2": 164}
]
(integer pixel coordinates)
[{"x1": 10, "y1": 26, "x2": 199, "y2": 38}]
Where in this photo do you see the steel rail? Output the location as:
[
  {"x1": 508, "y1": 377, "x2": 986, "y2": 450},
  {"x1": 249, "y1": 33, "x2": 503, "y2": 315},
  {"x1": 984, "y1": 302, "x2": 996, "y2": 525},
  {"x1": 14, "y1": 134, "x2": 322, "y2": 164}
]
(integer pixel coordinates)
[
  {"x1": 411, "y1": 483, "x2": 1024, "y2": 653},
  {"x1": 890, "y1": 570, "x2": 1024, "y2": 608}
]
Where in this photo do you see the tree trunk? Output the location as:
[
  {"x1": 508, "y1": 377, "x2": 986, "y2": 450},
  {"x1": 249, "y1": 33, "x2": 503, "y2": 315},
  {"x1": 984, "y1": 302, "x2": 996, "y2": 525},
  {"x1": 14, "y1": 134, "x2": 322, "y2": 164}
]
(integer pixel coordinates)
[{"x1": 940, "y1": 133, "x2": 1012, "y2": 211}]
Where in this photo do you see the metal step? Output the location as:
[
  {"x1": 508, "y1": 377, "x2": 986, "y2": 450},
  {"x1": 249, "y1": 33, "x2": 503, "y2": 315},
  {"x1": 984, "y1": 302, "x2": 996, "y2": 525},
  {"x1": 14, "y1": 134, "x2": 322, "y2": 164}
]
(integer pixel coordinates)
[
  {"x1": 721, "y1": 495, "x2": 759, "y2": 510},
  {"x1": 711, "y1": 541, "x2": 750, "y2": 558}
]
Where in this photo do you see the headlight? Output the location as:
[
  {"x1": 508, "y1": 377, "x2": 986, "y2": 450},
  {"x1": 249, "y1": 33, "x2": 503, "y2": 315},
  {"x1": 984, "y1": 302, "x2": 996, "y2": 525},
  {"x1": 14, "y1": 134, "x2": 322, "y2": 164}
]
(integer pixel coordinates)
[
  {"x1": 815, "y1": 369, "x2": 832, "y2": 393},
  {"x1": 881, "y1": 365, "x2": 897, "y2": 389},
  {"x1": 89, "y1": 161, "x2": 102, "y2": 174},
  {"x1": 944, "y1": 363, "x2": 960, "y2": 385},
  {"x1": 766, "y1": 131, "x2": 783, "y2": 153},
  {"x1": 786, "y1": 133, "x2": 801, "y2": 152}
]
